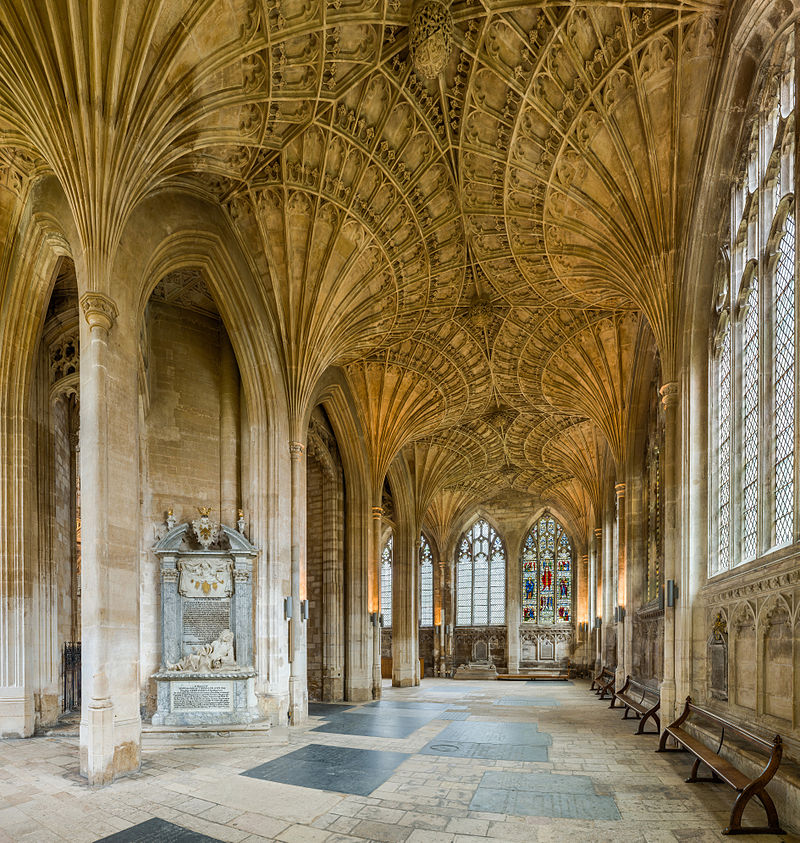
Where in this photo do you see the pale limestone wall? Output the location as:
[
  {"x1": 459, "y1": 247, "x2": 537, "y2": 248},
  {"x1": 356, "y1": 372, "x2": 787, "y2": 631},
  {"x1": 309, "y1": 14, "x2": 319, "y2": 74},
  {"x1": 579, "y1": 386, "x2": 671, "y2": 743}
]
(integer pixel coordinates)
[{"x1": 138, "y1": 301, "x2": 242, "y2": 716}]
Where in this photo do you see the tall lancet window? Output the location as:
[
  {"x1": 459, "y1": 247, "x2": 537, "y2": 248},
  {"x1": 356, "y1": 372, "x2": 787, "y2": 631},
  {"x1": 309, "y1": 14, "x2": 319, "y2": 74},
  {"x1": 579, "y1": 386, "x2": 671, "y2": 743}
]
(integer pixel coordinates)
[
  {"x1": 380, "y1": 535, "x2": 393, "y2": 628},
  {"x1": 456, "y1": 520, "x2": 505, "y2": 625},
  {"x1": 716, "y1": 319, "x2": 732, "y2": 573},
  {"x1": 774, "y1": 210, "x2": 795, "y2": 546},
  {"x1": 521, "y1": 514, "x2": 573, "y2": 624},
  {"x1": 711, "y1": 32, "x2": 796, "y2": 574},
  {"x1": 419, "y1": 534, "x2": 434, "y2": 627},
  {"x1": 741, "y1": 275, "x2": 759, "y2": 561}
]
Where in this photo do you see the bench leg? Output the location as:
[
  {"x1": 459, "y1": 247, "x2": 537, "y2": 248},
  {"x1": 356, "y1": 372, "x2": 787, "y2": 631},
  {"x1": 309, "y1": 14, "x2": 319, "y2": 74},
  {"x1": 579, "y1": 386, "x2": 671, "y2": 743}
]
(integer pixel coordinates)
[
  {"x1": 635, "y1": 711, "x2": 659, "y2": 735},
  {"x1": 723, "y1": 785, "x2": 785, "y2": 835}
]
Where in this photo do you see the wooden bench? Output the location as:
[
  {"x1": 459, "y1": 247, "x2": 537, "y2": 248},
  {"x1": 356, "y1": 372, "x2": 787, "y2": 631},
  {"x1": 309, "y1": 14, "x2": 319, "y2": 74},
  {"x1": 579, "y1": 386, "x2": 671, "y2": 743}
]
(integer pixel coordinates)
[
  {"x1": 610, "y1": 675, "x2": 660, "y2": 734},
  {"x1": 657, "y1": 696, "x2": 784, "y2": 835},
  {"x1": 591, "y1": 666, "x2": 615, "y2": 700}
]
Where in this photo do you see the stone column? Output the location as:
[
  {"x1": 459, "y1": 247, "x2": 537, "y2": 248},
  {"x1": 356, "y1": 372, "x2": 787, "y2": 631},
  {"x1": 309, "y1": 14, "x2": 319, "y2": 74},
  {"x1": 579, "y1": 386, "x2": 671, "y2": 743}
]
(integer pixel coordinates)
[
  {"x1": 506, "y1": 537, "x2": 520, "y2": 675},
  {"x1": 614, "y1": 482, "x2": 626, "y2": 686},
  {"x1": 593, "y1": 527, "x2": 602, "y2": 671},
  {"x1": 288, "y1": 441, "x2": 307, "y2": 725},
  {"x1": 370, "y1": 505, "x2": 383, "y2": 698},
  {"x1": 219, "y1": 333, "x2": 240, "y2": 528},
  {"x1": 660, "y1": 381, "x2": 680, "y2": 721},
  {"x1": 578, "y1": 552, "x2": 589, "y2": 669},
  {"x1": 602, "y1": 510, "x2": 614, "y2": 667},
  {"x1": 322, "y1": 470, "x2": 344, "y2": 700},
  {"x1": 391, "y1": 522, "x2": 418, "y2": 687},
  {"x1": 79, "y1": 292, "x2": 141, "y2": 786}
]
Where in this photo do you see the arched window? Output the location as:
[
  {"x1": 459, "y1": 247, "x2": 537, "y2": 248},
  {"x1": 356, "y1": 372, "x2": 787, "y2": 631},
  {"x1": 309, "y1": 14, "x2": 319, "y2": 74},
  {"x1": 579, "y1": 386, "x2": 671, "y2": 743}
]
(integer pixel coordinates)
[
  {"x1": 711, "y1": 36, "x2": 796, "y2": 574},
  {"x1": 380, "y1": 534, "x2": 393, "y2": 628},
  {"x1": 774, "y1": 209, "x2": 795, "y2": 546},
  {"x1": 456, "y1": 519, "x2": 505, "y2": 625},
  {"x1": 419, "y1": 534, "x2": 434, "y2": 627},
  {"x1": 521, "y1": 514, "x2": 573, "y2": 624},
  {"x1": 741, "y1": 275, "x2": 759, "y2": 561},
  {"x1": 716, "y1": 319, "x2": 732, "y2": 573}
]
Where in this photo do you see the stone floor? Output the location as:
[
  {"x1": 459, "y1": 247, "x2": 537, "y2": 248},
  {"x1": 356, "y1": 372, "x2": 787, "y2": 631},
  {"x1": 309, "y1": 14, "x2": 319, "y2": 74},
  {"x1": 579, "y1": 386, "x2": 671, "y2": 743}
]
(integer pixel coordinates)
[{"x1": 0, "y1": 679, "x2": 797, "y2": 842}]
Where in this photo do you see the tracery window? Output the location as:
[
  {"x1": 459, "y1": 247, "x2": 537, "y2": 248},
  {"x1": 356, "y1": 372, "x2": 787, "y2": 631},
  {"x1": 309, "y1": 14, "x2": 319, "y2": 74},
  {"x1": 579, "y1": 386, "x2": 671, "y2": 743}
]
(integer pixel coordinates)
[
  {"x1": 456, "y1": 519, "x2": 505, "y2": 625},
  {"x1": 521, "y1": 514, "x2": 573, "y2": 624},
  {"x1": 774, "y1": 211, "x2": 795, "y2": 546},
  {"x1": 380, "y1": 534, "x2": 393, "y2": 628},
  {"x1": 712, "y1": 33, "x2": 796, "y2": 574},
  {"x1": 419, "y1": 534, "x2": 434, "y2": 627}
]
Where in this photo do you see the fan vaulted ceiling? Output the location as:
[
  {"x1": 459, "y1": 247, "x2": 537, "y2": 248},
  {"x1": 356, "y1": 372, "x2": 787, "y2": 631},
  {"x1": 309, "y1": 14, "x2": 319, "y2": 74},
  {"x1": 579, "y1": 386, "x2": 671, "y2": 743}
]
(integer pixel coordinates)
[{"x1": 0, "y1": 0, "x2": 723, "y2": 545}]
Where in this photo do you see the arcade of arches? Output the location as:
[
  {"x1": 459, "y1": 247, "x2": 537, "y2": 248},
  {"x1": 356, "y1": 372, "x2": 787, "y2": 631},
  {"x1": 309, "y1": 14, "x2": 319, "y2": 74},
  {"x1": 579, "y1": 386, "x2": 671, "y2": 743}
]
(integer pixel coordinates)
[{"x1": 2, "y1": 0, "x2": 800, "y2": 834}]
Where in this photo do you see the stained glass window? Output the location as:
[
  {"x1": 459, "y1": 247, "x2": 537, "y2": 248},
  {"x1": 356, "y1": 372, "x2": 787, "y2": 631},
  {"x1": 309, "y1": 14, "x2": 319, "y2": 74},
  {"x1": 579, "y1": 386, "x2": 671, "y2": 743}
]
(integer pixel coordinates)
[
  {"x1": 419, "y1": 534, "x2": 433, "y2": 627},
  {"x1": 521, "y1": 514, "x2": 573, "y2": 624},
  {"x1": 774, "y1": 211, "x2": 795, "y2": 546},
  {"x1": 742, "y1": 279, "x2": 759, "y2": 561},
  {"x1": 717, "y1": 322, "x2": 732, "y2": 573},
  {"x1": 380, "y1": 534, "x2": 393, "y2": 628},
  {"x1": 456, "y1": 520, "x2": 505, "y2": 625}
]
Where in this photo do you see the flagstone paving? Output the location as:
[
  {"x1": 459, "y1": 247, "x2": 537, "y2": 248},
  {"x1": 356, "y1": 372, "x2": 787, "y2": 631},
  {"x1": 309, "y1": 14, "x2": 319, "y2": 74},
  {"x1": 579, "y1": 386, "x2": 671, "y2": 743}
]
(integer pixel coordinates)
[{"x1": 0, "y1": 678, "x2": 796, "y2": 842}]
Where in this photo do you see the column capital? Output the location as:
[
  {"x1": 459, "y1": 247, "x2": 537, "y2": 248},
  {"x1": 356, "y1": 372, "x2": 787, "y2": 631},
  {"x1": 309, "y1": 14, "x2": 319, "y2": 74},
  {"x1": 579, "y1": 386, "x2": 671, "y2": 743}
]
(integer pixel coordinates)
[
  {"x1": 614, "y1": 482, "x2": 626, "y2": 499},
  {"x1": 659, "y1": 380, "x2": 680, "y2": 409},
  {"x1": 80, "y1": 292, "x2": 118, "y2": 333},
  {"x1": 288, "y1": 441, "x2": 305, "y2": 458}
]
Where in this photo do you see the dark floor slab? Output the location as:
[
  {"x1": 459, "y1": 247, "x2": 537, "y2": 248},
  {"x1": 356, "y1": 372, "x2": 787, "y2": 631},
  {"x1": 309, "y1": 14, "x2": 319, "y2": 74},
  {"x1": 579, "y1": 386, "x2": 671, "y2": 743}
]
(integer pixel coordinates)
[
  {"x1": 363, "y1": 700, "x2": 447, "y2": 711},
  {"x1": 308, "y1": 702, "x2": 354, "y2": 717},
  {"x1": 470, "y1": 771, "x2": 620, "y2": 820},
  {"x1": 494, "y1": 697, "x2": 559, "y2": 707},
  {"x1": 311, "y1": 712, "x2": 431, "y2": 738},
  {"x1": 434, "y1": 710, "x2": 470, "y2": 720},
  {"x1": 420, "y1": 739, "x2": 548, "y2": 761},
  {"x1": 94, "y1": 818, "x2": 222, "y2": 843},
  {"x1": 432, "y1": 720, "x2": 551, "y2": 746},
  {"x1": 242, "y1": 743, "x2": 409, "y2": 796}
]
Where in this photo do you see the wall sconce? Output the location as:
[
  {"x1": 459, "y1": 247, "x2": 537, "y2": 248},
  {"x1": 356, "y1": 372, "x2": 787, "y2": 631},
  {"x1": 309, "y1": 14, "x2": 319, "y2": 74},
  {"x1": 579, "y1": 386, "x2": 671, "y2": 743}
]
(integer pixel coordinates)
[
  {"x1": 614, "y1": 605, "x2": 626, "y2": 622},
  {"x1": 379, "y1": 613, "x2": 384, "y2": 628},
  {"x1": 435, "y1": 623, "x2": 441, "y2": 636},
  {"x1": 370, "y1": 611, "x2": 379, "y2": 627},
  {"x1": 594, "y1": 616, "x2": 602, "y2": 629},
  {"x1": 284, "y1": 596, "x2": 293, "y2": 620},
  {"x1": 666, "y1": 579, "x2": 679, "y2": 608},
  {"x1": 300, "y1": 599, "x2": 309, "y2": 621}
]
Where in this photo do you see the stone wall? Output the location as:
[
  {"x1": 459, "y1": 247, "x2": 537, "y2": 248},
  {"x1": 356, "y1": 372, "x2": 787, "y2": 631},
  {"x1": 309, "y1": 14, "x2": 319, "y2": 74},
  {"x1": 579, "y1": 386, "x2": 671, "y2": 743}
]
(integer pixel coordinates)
[
  {"x1": 699, "y1": 551, "x2": 800, "y2": 758},
  {"x1": 306, "y1": 454, "x2": 325, "y2": 700},
  {"x1": 453, "y1": 627, "x2": 507, "y2": 672},
  {"x1": 138, "y1": 301, "x2": 240, "y2": 714}
]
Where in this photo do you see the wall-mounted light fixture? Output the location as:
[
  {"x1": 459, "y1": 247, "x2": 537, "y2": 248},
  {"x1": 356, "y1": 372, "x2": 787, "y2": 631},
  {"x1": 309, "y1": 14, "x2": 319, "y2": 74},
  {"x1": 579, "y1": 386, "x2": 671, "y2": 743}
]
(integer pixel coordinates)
[
  {"x1": 300, "y1": 599, "x2": 309, "y2": 621},
  {"x1": 594, "y1": 616, "x2": 602, "y2": 629},
  {"x1": 379, "y1": 613, "x2": 385, "y2": 628},
  {"x1": 666, "y1": 579, "x2": 679, "y2": 607},
  {"x1": 614, "y1": 605, "x2": 626, "y2": 622},
  {"x1": 370, "y1": 611, "x2": 379, "y2": 627},
  {"x1": 284, "y1": 596, "x2": 293, "y2": 620}
]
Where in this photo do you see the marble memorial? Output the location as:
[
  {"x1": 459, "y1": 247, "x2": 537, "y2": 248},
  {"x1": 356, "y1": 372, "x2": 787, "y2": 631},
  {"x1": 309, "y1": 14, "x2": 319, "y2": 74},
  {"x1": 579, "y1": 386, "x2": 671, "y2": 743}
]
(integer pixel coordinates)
[{"x1": 151, "y1": 508, "x2": 261, "y2": 726}]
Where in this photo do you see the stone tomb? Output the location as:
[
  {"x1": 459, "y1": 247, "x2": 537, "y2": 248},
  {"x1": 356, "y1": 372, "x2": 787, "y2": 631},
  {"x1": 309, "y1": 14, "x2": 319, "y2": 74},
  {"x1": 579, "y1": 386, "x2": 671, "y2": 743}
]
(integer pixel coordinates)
[{"x1": 151, "y1": 513, "x2": 260, "y2": 726}]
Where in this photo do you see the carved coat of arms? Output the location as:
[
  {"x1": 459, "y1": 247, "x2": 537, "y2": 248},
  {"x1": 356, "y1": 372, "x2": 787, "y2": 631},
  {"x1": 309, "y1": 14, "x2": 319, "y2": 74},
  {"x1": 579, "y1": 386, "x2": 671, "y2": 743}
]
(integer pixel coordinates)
[{"x1": 192, "y1": 506, "x2": 220, "y2": 549}]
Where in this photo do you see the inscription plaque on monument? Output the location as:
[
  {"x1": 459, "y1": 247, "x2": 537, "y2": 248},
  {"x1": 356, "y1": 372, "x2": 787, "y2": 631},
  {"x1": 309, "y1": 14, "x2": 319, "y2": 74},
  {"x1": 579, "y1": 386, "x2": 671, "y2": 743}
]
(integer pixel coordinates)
[
  {"x1": 182, "y1": 598, "x2": 231, "y2": 647},
  {"x1": 171, "y1": 681, "x2": 233, "y2": 712}
]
